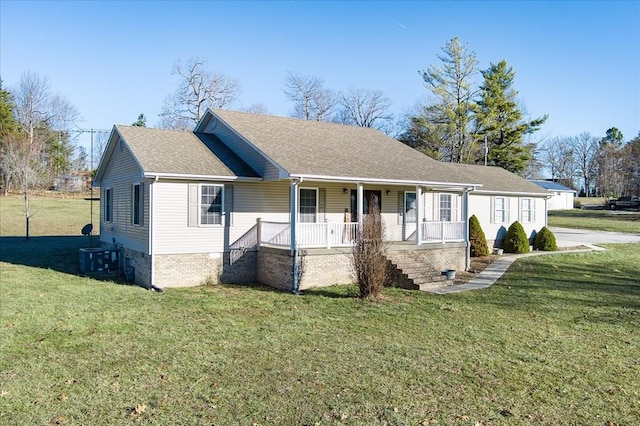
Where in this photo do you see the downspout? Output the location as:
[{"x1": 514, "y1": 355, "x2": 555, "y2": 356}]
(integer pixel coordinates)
[
  {"x1": 149, "y1": 175, "x2": 160, "y2": 291},
  {"x1": 463, "y1": 186, "x2": 475, "y2": 271},
  {"x1": 290, "y1": 178, "x2": 302, "y2": 294}
]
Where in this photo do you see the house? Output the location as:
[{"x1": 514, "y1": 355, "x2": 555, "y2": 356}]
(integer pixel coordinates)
[
  {"x1": 529, "y1": 180, "x2": 577, "y2": 210},
  {"x1": 457, "y1": 166, "x2": 550, "y2": 247},
  {"x1": 93, "y1": 109, "x2": 548, "y2": 291},
  {"x1": 53, "y1": 172, "x2": 92, "y2": 191}
]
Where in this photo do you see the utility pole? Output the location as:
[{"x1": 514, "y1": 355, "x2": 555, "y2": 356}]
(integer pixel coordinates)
[
  {"x1": 484, "y1": 135, "x2": 488, "y2": 166},
  {"x1": 69, "y1": 128, "x2": 109, "y2": 246}
]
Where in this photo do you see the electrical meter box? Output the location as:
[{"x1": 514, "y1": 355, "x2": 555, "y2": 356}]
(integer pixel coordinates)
[{"x1": 79, "y1": 248, "x2": 119, "y2": 274}]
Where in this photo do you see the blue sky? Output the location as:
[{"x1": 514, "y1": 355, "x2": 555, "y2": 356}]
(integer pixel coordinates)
[{"x1": 1, "y1": 0, "x2": 639, "y2": 156}]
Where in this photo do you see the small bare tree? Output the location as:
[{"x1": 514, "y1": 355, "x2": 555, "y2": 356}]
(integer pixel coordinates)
[
  {"x1": 351, "y1": 196, "x2": 388, "y2": 300},
  {"x1": 336, "y1": 87, "x2": 393, "y2": 131},
  {"x1": 283, "y1": 72, "x2": 336, "y2": 121},
  {"x1": 0, "y1": 134, "x2": 48, "y2": 239},
  {"x1": 160, "y1": 58, "x2": 240, "y2": 130}
]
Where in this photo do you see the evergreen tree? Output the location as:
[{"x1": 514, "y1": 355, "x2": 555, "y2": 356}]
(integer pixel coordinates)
[
  {"x1": 0, "y1": 79, "x2": 18, "y2": 136},
  {"x1": 132, "y1": 113, "x2": 147, "y2": 127},
  {"x1": 417, "y1": 37, "x2": 479, "y2": 163},
  {"x1": 475, "y1": 60, "x2": 547, "y2": 174}
]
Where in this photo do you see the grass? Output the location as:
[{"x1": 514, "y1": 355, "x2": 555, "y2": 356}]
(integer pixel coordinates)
[
  {"x1": 1, "y1": 235, "x2": 639, "y2": 424},
  {"x1": 1, "y1": 192, "x2": 639, "y2": 424},
  {"x1": 0, "y1": 192, "x2": 99, "y2": 237},
  {"x1": 548, "y1": 209, "x2": 640, "y2": 233}
]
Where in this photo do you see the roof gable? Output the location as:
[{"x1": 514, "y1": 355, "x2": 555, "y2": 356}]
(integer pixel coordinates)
[{"x1": 96, "y1": 125, "x2": 258, "y2": 182}]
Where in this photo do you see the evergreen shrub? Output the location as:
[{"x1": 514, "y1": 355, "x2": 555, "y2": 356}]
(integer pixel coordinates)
[
  {"x1": 533, "y1": 226, "x2": 558, "y2": 251},
  {"x1": 503, "y1": 221, "x2": 530, "y2": 254},
  {"x1": 469, "y1": 214, "x2": 489, "y2": 257}
]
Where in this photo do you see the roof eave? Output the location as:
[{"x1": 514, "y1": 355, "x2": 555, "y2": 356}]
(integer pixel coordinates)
[
  {"x1": 143, "y1": 172, "x2": 262, "y2": 182},
  {"x1": 289, "y1": 173, "x2": 481, "y2": 190}
]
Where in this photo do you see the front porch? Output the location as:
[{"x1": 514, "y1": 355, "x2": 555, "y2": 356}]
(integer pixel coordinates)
[{"x1": 257, "y1": 220, "x2": 466, "y2": 249}]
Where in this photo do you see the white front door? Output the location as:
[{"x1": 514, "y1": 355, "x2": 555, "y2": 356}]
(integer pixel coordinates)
[{"x1": 404, "y1": 191, "x2": 417, "y2": 240}]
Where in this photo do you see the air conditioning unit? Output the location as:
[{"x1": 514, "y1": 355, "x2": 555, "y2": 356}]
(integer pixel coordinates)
[{"x1": 79, "y1": 248, "x2": 119, "y2": 274}]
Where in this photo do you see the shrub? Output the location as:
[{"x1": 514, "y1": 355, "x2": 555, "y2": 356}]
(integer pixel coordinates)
[
  {"x1": 533, "y1": 226, "x2": 558, "y2": 251},
  {"x1": 351, "y1": 197, "x2": 388, "y2": 300},
  {"x1": 469, "y1": 214, "x2": 489, "y2": 257},
  {"x1": 503, "y1": 221, "x2": 530, "y2": 254},
  {"x1": 573, "y1": 200, "x2": 582, "y2": 209}
]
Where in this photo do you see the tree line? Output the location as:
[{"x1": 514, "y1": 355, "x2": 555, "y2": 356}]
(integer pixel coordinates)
[
  {"x1": 536, "y1": 128, "x2": 640, "y2": 197},
  {"x1": 2, "y1": 37, "x2": 637, "y2": 200}
]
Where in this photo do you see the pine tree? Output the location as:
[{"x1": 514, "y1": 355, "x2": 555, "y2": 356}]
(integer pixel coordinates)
[{"x1": 475, "y1": 60, "x2": 546, "y2": 174}]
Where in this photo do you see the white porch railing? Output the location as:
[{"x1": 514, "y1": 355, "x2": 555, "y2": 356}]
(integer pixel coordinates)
[
  {"x1": 420, "y1": 221, "x2": 465, "y2": 243},
  {"x1": 259, "y1": 221, "x2": 358, "y2": 249},
  {"x1": 258, "y1": 220, "x2": 464, "y2": 248}
]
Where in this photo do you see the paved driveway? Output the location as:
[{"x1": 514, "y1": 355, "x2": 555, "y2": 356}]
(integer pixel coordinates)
[{"x1": 549, "y1": 226, "x2": 640, "y2": 248}]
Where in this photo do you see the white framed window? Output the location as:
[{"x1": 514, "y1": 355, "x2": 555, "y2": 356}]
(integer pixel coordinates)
[
  {"x1": 299, "y1": 188, "x2": 318, "y2": 223},
  {"x1": 200, "y1": 184, "x2": 223, "y2": 225},
  {"x1": 132, "y1": 183, "x2": 143, "y2": 226},
  {"x1": 104, "y1": 187, "x2": 113, "y2": 223},
  {"x1": 521, "y1": 198, "x2": 534, "y2": 223},
  {"x1": 493, "y1": 197, "x2": 507, "y2": 223},
  {"x1": 439, "y1": 194, "x2": 452, "y2": 222}
]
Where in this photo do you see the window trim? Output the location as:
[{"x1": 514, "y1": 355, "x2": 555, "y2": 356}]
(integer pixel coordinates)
[
  {"x1": 299, "y1": 187, "x2": 319, "y2": 223},
  {"x1": 104, "y1": 187, "x2": 113, "y2": 223},
  {"x1": 132, "y1": 183, "x2": 142, "y2": 226},
  {"x1": 439, "y1": 193, "x2": 453, "y2": 222},
  {"x1": 520, "y1": 197, "x2": 534, "y2": 223},
  {"x1": 493, "y1": 196, "x2": 507, "y2": 224},
  {"x1": 199, "y1": 184, "x2": 224, "y2": 227}
]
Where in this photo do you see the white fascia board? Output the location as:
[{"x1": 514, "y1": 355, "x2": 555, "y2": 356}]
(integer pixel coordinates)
[
  {"x1": 472, "y1": 189, "x2": 550, "y2": 197},
  {"x1": 144, "y1": 172, "x2": 262, "y2": 182},
  {"x1": 289, "y1": 174, "x2": 481, "y2": 190}
]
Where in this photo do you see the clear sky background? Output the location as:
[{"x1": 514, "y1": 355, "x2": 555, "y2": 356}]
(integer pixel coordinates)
[{"x1": 1, "y1": 0, "x2": 639, "y2": 157}]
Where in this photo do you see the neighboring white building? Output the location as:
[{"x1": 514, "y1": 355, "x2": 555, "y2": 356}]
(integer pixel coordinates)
[{"x1": 529, "y1": 180, "x2": 577, "y2": 210}]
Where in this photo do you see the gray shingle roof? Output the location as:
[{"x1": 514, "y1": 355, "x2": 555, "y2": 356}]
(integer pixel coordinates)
[
  {"x1": 211, "y1": 110, "x2": 475, "y2": 186},
  {"x1": 452, "y1": 164, "x2": 549, "y2": 195},
  {"x1": 116, "y1": 125, "x2": 258, "y2": 178}
]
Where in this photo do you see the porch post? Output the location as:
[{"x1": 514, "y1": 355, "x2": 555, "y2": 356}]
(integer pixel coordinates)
[
  {"x1": 357, "y1": 183, "x2": 364, "y2": 230},
  {"x1": 416, "y1": 185, "x2": 423, "y2": 245},
  {"x1": 463, "y1": 188, "x2": 470, "y2": 271},
  {"x1": 290, "y1": 180, "x2": 300, "y2": 293}
]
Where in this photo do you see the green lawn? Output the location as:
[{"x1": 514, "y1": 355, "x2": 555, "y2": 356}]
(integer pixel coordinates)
[
  {"x1": 548, "y1": 209, "x2": 640, "y2": 233},
  {"x1": 1, "y1": 235, "x2": 639, "y2": 424},
  {"x1": 0, "y1": 192, "x2": 100, "y2": 237}
]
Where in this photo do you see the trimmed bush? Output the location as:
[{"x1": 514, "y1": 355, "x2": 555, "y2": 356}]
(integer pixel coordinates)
[
  {"x1": 533, "y1": 226, "x2": 558, "y2": 251},
  {"x1": 503, "y1": 221, "x2": 530, "y2": 254},
  {"x1": 469, "y1": 214, "x2": 489, "y2": 257}
]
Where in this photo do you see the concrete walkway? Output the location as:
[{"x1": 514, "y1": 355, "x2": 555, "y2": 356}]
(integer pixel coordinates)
[{"x1": 427, "y1": 244, "x2": 605, "y2": 295}]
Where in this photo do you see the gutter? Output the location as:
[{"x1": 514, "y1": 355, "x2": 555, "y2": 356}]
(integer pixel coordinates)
[
  {"x1": 289, "y1": 173, "x2": 481, "y2": 190},
  {"x1": 143, "y1": 172, "x2": 262, "y2": 182}
]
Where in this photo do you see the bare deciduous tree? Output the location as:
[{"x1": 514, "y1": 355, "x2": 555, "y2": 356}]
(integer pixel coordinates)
[
  {"x1": 336, "y1": 87, "x2": 393, "y2": 132},
  {"x1": 0, "y1": 133, "x2": 48, "y2": 238},
  {"x1": 540, "y1": 136, "x2": 575, "y2": 187},
  {"x1": 160, "y1": 58, "x2": 240, "y2": 130},
  {"x1": 571, "y1": 132, "x2": 599, "y2": 196},
  {"x1": 283, "y1": 72, "x2": 336, "y2": 121}
]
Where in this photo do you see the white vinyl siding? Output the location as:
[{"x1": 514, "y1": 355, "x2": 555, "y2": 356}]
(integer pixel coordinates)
[{"x1": 99, "y1": 137, "x2": 148, "y2": 253}]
